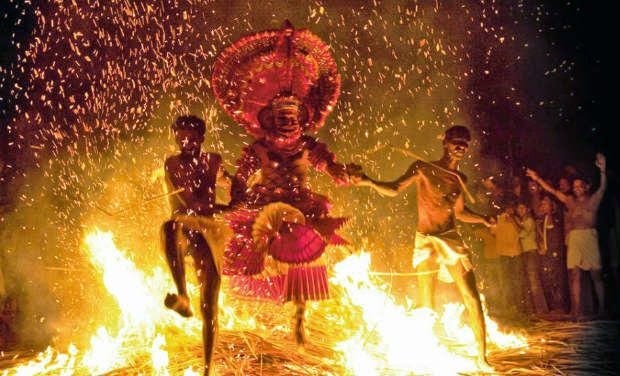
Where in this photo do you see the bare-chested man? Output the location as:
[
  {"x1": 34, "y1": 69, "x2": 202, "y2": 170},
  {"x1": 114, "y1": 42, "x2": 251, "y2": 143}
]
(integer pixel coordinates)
[
  {"x1": 356, "y1": 125, "x2": 493, "y2": 370},
  {"x1": 162, "y1": 115, "x2": 231, "y2": 375},
  {"x1": 526, "y1": 153, "x2": 607, "y2": 319}
]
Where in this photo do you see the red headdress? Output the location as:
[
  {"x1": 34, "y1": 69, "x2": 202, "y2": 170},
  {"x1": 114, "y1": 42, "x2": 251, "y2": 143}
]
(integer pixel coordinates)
[{"x1": 211, "y1": 21, "x2": 341, "y2": 138}]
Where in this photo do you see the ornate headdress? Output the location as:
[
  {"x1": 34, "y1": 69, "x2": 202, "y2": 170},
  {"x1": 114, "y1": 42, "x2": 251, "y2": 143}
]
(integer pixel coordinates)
[
  {"x1": 211, "y1": 21, "x2": 341, "y2": 138},
  {"x1": 271, "y1": 95, "x2": 301, "y2": 113}
]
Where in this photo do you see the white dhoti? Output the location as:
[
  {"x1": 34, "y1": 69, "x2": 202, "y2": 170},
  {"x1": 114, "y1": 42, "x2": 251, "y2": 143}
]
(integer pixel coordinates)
[
  {"x1": 566, "y1": 228, "x2": 600, "y2": 270},
  {"x1": 413, "y1": 230, "x2": 472, "y2": 283}
]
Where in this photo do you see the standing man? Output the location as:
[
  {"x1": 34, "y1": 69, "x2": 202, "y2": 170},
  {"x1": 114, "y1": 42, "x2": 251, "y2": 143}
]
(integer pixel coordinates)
[
  {"x1": 356, "y1": 125, "x2": 493, "y2": 370},
  {"x1": 526, "y1": 153, "x2": 607, "y2": 319}
]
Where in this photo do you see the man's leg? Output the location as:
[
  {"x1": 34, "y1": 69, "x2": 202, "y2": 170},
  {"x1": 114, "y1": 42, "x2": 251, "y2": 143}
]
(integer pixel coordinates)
[
  {"x1": 524, "y1": 251, "x2": 548, "y2": 314},
  {"x1": 192, "y1": 237, "x2": 221, "y2": 376},
  {"x1": 162, "y1": 220, "x2": 192, "y2": 317},
  {"x1": 498, "y1": 256, "x2": 511, "y2": 316},
  {"x1": 500, "y1": 255, "x2": 523, "y2": 318},
  {"x1": 447, "y1": 261, "x2": 490, "y2": 370},
  {"x1": 294, "y1": 299, "x2": 306, "y2": 346},
  {"x1": 590, "y1": 269, "x2": 606, "y2": 315},
  {"x1": 416, "y1": 254, "x2": 437, "y2": 310},
  {"x1": 568, "y1": 268, "x2": 582, "y2": 319}
]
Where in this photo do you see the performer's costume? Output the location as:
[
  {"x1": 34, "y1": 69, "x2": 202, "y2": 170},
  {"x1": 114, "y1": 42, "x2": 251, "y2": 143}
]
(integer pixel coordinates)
[
  {"x1": 212, "y1": 21, "x2": 347, "y2": 302},
  {"x1": 413, "y1": 230, "x2": 473, "y2": 283}
]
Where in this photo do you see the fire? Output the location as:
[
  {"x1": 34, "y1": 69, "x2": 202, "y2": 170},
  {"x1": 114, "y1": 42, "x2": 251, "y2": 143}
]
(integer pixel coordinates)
[
  {"x1": 2, "y1": 231, "x2": 527, "y2": 375},
  {"x1": 3, "y1": 229, "x2": 204, "y2": 375},
  {"x1": 331, "y1": 252, "x2": 527, "y2": 375}
]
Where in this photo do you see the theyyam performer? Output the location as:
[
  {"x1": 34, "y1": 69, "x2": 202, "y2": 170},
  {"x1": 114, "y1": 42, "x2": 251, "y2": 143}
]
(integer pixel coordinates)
[{"x1": 211, "y1": 21, "x2": 359, "y2": 346}]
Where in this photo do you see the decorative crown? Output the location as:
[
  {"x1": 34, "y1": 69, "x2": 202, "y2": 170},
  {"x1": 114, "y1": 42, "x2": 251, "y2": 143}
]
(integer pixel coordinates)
[
  {"x1": 211, "y1": 21, "x2": 341, "y2": 138},
  {"x1": 271, "y1": 95, "x2": 301, "y2": 113}
]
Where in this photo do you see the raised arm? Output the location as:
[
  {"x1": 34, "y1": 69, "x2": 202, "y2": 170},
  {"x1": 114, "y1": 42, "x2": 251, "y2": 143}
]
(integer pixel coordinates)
[
  {"x1": 306, "y1": 137, "x2": 353, "y2": 185},
  {"x1": 591, "y1": 153, "x2": 607, "y2": 206},
  {"x1": 357, "y1": 162, "x2": 419, "y2": 197},
  {"x1": 526, "y1": 168, "x2": 570, "y2": 204}
]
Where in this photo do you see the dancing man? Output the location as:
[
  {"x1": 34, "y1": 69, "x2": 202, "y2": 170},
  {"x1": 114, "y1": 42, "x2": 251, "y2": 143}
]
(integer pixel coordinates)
[
  {"x1": 356, "y1": 125, "x2": 493, "y2": 370},
  {"x1": 162, "y1": 115, "x2": 232, "y2": 375}
]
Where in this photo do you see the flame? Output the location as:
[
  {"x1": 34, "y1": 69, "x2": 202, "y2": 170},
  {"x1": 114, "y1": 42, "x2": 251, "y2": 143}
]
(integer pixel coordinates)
[
  {"x1": 3, "y1": 232, "x2": 527, "y2": 375},
  {"x1": 2, "y1": 229, "x2": 204, "y2": 375},
  {"x1": 331, "y1": 252, "x2": 527, "y2": 375}
]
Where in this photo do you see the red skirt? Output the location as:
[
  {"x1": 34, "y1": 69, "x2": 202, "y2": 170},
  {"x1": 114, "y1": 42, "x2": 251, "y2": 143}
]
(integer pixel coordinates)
[{"x1": 223, "y1": 194, "x2": 347, "y2": 302}]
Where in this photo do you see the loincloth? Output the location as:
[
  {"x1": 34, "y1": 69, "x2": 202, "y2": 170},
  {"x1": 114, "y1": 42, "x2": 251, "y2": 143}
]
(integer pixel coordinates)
[
  {"x1": 172, "y1": 214, "x2": 232, "y2": 275},
  {"x1": 412, "y1": 230, "x2": 472, "y2": 283},
  {"x1": 566, "y1": 228, "x2": 600, "y2": 270}
]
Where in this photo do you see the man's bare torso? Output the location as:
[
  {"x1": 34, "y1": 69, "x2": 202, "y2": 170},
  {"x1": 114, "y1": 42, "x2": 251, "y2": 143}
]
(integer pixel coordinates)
[
  {"x1": 413, "y1": 161, "x2": 464, "y2": 234},
  {"x1": 566, "y1": 196, "x2": 600, "y2": 230}
]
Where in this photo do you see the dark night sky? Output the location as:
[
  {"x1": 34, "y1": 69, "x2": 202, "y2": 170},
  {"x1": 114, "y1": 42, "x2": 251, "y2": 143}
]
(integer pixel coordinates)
[{"x1": 1, "y1": 1, "x2": 619, "y2": 180}]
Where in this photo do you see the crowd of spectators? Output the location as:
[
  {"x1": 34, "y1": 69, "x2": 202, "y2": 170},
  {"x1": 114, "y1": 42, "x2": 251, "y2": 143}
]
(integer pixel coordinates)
[{"x1": 470, "y1": 154, "x2": 619, "y2": 322}]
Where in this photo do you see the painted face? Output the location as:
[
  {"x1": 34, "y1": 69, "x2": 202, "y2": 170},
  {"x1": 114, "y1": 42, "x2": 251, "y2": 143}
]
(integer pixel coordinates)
[
  {"x1": 445, "y1": 139, "x2": 469, "y2": 160},
  {"x1": 572, "y1": 179, "x2": 589, "y2": 197},
  {"x1": 175, "y1": 129, "x2": 204, "y2": 155},
  {"x1": 273, "y1": 108, "x2": 302, "y2": 140}
]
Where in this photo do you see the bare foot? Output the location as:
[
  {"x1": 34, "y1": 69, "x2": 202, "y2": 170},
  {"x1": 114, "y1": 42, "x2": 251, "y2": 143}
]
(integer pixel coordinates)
[{"x1": 164, "y1": 293, "x2": 193, "y2": 318}]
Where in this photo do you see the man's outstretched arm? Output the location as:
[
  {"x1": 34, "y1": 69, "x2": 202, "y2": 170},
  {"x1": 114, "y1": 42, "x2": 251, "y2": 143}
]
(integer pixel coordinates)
[
  {"x1": 356, "y1": 162, "x2": 418, "y2": 197},
  {"x1": 526, "y1": 168, "x2": 570, "y2": 204}
]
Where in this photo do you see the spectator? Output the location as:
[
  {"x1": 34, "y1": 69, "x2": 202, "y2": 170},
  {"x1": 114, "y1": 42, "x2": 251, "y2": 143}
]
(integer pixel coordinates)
[
  {"x1": 493, "y1": 200, "x2": 526, "y2": 318},
  {"x1": 537, "y1": 195, "x2": 569, "y2": 314},
  {"x1": 527, "y1": 153, "x2": 607, "y2": 319},
  {"x1": 515, "y1": 202, "x2": 549, "y2": 315},
  {"x1": 473, "y1": 176, "x2": 504, "y2": 314},
  {"x1": 526, "y1": 179, "x2": 544, "y2": 218}
]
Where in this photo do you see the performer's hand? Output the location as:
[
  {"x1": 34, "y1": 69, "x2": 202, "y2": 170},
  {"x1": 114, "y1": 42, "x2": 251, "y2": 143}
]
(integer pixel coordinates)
[
  {"x1": 330, "y1": 164, "x2": 350, "y2": 185},
  {"x1": 345, "y1": 163, "x2": 364, "y2": 176},
  {"x1": 345, "y1": 163, "x2": 365, "y2": 185},
  {"x1": 595, "y1": 153, "x2": 606, "y2": 172}
]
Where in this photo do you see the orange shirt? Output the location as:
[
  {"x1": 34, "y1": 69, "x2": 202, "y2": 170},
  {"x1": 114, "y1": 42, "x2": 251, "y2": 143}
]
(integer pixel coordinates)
[{"x1": 494, "y1": 213, "x2": 522, "y2": 257}]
